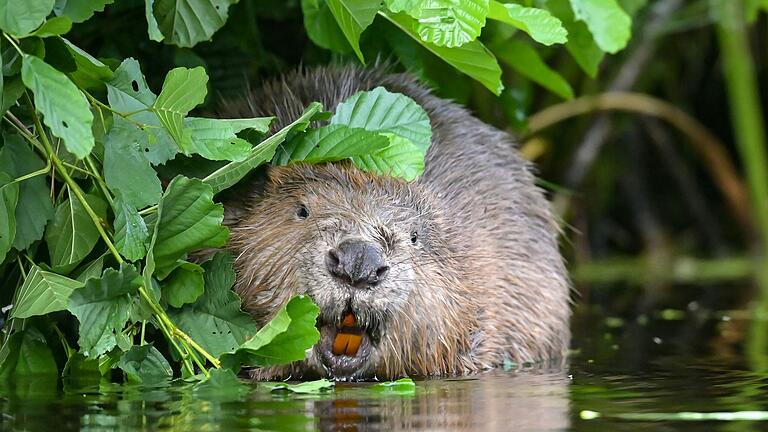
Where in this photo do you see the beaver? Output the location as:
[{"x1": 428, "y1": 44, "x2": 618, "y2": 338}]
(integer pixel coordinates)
[{"x1": 221, "y1": 65, "x2": 570, "y2": 381}]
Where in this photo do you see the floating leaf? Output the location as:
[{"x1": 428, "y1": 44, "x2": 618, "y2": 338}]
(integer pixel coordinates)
[
  {"x1": 273, "y1": 125, "x2": 389, "y2": 165},
  {"x1": 487, "y1": 1, "x2": 567, "y2": 46},
  {"x1": 261, "y1": 379, "x2": 335, "y2": 394},
  {"x1": 326, "y1": 0, "x2": 380, "y2": 63},
  {"x1": 11, "y1": 265, "x2": 84, "y2": 319},
  {"x1": 372, "y1": 377, "x2": 416, "y2": 394},
  {"x1": 117, "y1": 345, "x2": 172, "y2": 383},
  {"x1": 169, "y1": 253, "x2": 257, "y2": 357},
  {"x1": 112, "y1": 192, "x2": 150, "y2": 261},
  {"x1": 22, "y1": 55, "x2": 94, "y2": 159},
  {"x1": 331, "y1": 86, "x2": 432, "y2": 153},
  {"x1": 220, "y1": 295, "x2": 320, "y2": 369},
  {"x1": 0, "y1": 0, "x2": 55, "y2": 36},
  {"x1": 68, "y1": 264, "x2": 142, "y2": 358}
]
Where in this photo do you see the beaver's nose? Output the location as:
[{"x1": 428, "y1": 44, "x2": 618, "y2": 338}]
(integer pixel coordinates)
[{"x1": 326, "y1": 239, "x2": 389, "y2": 287}]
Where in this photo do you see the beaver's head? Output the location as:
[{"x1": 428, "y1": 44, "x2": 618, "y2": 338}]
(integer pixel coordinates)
[{"x1": 229, "y1": 163, "x2": 475, "y2": 380}]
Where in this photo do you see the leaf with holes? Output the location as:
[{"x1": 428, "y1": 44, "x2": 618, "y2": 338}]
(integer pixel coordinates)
[
  {"x1": 45, "y1": 192, "x2": 107, "y2": 272},
  {"x1": 153, "y1": 67, "x2": 208, "y2": 150},
  {"x1": 273, "y1": 124, "x2": 389, "y2": 166},
  {"x1": 331, "y1": 86, "x2": 432, "y2": 153},
  {"x1": 169, "y1": 253, "x2": 257, "y2": 358},
  {"x1": 112, "y1": 192, "x2": 150, "y2": 261},
  {"x1": 383, "y1": 12, "x2": 502, "y2": 94},
  {"x1": 352, "y1": 134, "x2": 425, "y2": 181},
  {"x1": 203, "y1": 102, "x2": 323, "y2": 194},
  {"x1": 11, "y1": 265, "x2": 84, "y2": 319},
  {"x1": 408, "y1": 0, "x2": 489, "y2": 48},
  {"x1": 152, "y1": 0, "x2": 237, "y2": 47},
  {"x1": 68, "y1": 263, "x2": 142, "y2": 358},
  {"x1": 22, "y1": 55, "x2": 94, "y2": 159},
  {"x1": 325, "y1": 0, "x2": 380, "y2": 63},
  {"x1": 487, "y1": 1, "x2": 567, "y2": 46},
  {"x1": 220, "y1": 295, "x2": 320, "y2": 369},
  {"x1": 104, "y1": 117, "x2": 163, "y2": 209},
  {"x1": 0, "y1": 0, "x2": 55, "y2": 36}
]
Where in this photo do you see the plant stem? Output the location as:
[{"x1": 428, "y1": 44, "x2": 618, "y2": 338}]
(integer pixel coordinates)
[
  {"x1": 2, "y1": 33, "x2": 23, "y2": 55},
  {"x1": 82, "y1": 90, "x2": 147, "y2": 129},
  {"x1": 84, "y1": 156, "x2": 114, "y2": 207}
]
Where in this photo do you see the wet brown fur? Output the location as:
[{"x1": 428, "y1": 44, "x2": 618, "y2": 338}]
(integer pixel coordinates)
[{"x1": 221, "y1": 65, "x2": 571, "y2": 380}]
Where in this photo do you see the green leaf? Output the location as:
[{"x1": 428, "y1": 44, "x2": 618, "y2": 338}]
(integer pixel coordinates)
[
  {"x1": 0, "y1": 173, "x2": 18, "y2": 262},
  {"x1": 331, "y1": 86, "x2": 433, "y2": 153},
  {"x1": 385, "y1": 0, "x2": 421, "y2": 13},
  {"x1": 493, "y1": 39, "x2": 574, "y2": 100},
  {"x1": 184, "y1": 117, "x2": 257, "y2": 161},
  {"x1": 351, "y1": 134, "x2": 425, "y2": 181},
  {"x1": 153, "y1": 67, "x2": 208, "y2": 149},
  {"x1": 384, "y1": 11, "x2": 503, "y2": 94},
  {"x1": 203, "y1": 102, "x2": 324, "y2": 194},
  {"x1": 112, "y1": 192, "x2": 150, "y2": 261},
  {"x1": 0, "y1": 0, "x2": 55, "y2": 36},
  {"x1": 21, "y1": 55, "x2": 95, "y2": 159},
  {"x1": 0, "y1": 328, "x2": 58, "y2": 380},
  {"x1": 194, "y1": 368, "x2": 249, "y2": 399},
  {"x1": 569, "y1": 0, "x2": 631, "y2": 54},
  {"x1": 106, "y1": 58, "x2": 178, "y2": 165},
  {"x1": 61, "y1": 38, "x2": 114, "y2": 89},
  {"x1": 1, "y1": 77, "x2": 25, "y2": 116},
  {"x1": 371, "y1": 377, "x2": 416, "y2": 393},
  {"x1": 45, "y1": 192, "x2": 107, "y2": 271},
  {"x1": 27, "y1": 16, "x2": 72, "y2": 37},
  {"x1": 326, "y1": 0, "x2": 380, "y2": 63},
  {"x1": 163, "y1": 261, "x2": 204, "y2": 307},
  {"x1": 0, "y1": 135, "x2": 53, "y2": 251},
  {"x1": 261, "y1": 379, "x2": 334, "y2": 394},
  {"x1": 11, "y1": 264, "x2": 84, "y2": 319},
  {"x1": 274, "y1": 125, "x2": 390, "y2": 166},
  {"x1": 145, "y1": 0, "x2": 164, "y2": 41},
  {"x1": 547, "y1": 0, "x2": 604, "y2": 77},
  {"x1": 220, "y1": 295, "x2": 320, "y2": 369},
  {"x1": 68, "y1": 263, "x2": 142, "y2": 358},
  {"x1": 487, "y1": 2, "x2": 567, "y2": 46},
  {"x1": 53, "y1": 0, "x2": 114, "y2": 23},
  {"x1": 104, "y1": 117, "x2": 163, "y2": 209},
  {"x1": 149, "y1": 176, "x2": 228, "y2": 274},
  {"x1": 301, "y1": 0, "x2": 353, "y2": 54},
  {"x1": 408, "y1": 0, "x2": 489, "y2": 48},
  {"x1": 117, "y1": 345, "x2": 172, "y2": 383},
  {"x1": 169, "y1": 253, "x2": 257, "y2": 357},
  {"x1": 152, "y1": 0, "x2": 236, "y2": 47},
  {"x1": 74, "y1": 254, "x2": 105, "y2": 283}
]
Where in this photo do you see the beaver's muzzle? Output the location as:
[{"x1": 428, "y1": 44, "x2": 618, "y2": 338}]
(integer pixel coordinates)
[{"x1": 325, "y1": 239, "x2": 390, "y2": 287}]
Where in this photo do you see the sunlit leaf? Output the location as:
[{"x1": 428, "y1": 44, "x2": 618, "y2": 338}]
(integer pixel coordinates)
[
  {"x1": 570, "y1": 0, "x2": 631, "y2": 53},
  {"x1": 153, "y1": 67, "x2": 208, "y2": 149},
  {"x1": 273, "y1": 125, "x2": 389, "y2": 165},
  {"x1": 22, "y1": 55, "x2": 94, "y2": 159},
  {"x1": 487, "y1": 1, "x2": 567, "y2": 46},
  {"x1": 326, "y1": 0, "x2": 380, "y2": 63},
  {"x1": 408, "y1": 0, "x2": 489, "y2": 48},
  {"x1": 352, "y1": 134, "x2": 425, "y2": 181},
  {"x1": 547, "y1": 0, "x2": 604, "y2": 77},
  {"x1": 261, "y1": 379, "x2": 335, "y2": 394}
]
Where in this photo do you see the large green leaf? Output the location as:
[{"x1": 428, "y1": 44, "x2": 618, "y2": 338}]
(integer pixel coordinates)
[
  {"x1": 326, "y1": 0, "x2": 380, "y2": 63},
  {"x1": 487, "y1": 1, "x2": 567, "y2": 46},
  {"x1": 153, "y1": 67, "x2": 208, "y2": 149},
  {"x1": 0, "y1": 328, "x2": 58, "y2": 380},
  {"x1": 548, "y1": 0, "x2": 604, "y2": 77},
  {"x1": 68, "y1": 264, "x2": 142, "y2": 358},
  {"x1": 331, "y1": 86, "x2": 432, "y2": 153},
  {"x1": 0, "y1": 0, "x2": 55, "y2": 36},
  {"x1": 28, "y1": 16, "x2": 72, "y2": 37},
  {"x1": 163, "y1": 261, "x2": 204, "y2": 307},
  {"x1": 106, "y1": 58, "x2": 178, "y2": 165},
  {"x1": 21, "y1": 55, "x2": 94, "y2": 159},
  {"x1": 203, "y1": 102, "x2": 323, "y2": 194},
  {"x1": 0, "y1": 136, "x2": 52, "y2": 251},
  {"x1": 152, "y1": 0, "x2": 236, "y2": 47},
  {"x1": 117, "y1": 345, "x2": 172, "y2": 383},
  {"x1": 104, "y1": 117, "x2": 163, "y2": 209},
  {"x1": 45, "y1": 192, "x2": 107, "y2": 271},
  {"x1": 220, "y1": 295, "x2": 320, "y2": 369},
  {"x1": 0, "y1": 173, "x2": 18, "y2": 263},
  {"x1": 169, "y1": 253, "x2": 257, "y2": 357},
  {"x1": 406, "y1": 0, "x2": 489, "y2": 48},
  {"x1": 301, "y1": 0, "x2": 353, "y2": 54},
  {"x1": 352, "y1": 134, "x2": 425, "y2": 181},
  {"x1": 494, "y1": 39, "x2": 574, "y2": 100},
  {"x1": 273, "y1": 125, "x2": 389, "y2": 166},
  {"x1": 384, "y1": 11, "x2": 502, "y2": 94},
  {"x1": 54, "y1": 0, "x2": 114, "y2": 23},
  {"x1": 570, "y1": 0, "x2": 631, "y2": 54},
  {"x1": 184, "y1": 117, "x2": 272, "y2": 161},
  {"x1": 149, "y1": 176, "x2": 228, "y2": 274},
  {"x1": 11, "y1": 265, "x2": 84, "y2": 319},
  {"x1": 112, "y1": 192, "x2": 150, "y2": 261}
]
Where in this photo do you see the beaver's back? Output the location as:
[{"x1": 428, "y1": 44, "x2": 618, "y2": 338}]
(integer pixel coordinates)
[{"x1": 226, "y1": 65, "x2": 570, "y2": 364}]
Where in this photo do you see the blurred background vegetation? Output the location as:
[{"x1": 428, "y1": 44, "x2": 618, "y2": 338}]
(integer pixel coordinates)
[{"x1": 27, "y1": 0, "x2": 768, "y2": 361}]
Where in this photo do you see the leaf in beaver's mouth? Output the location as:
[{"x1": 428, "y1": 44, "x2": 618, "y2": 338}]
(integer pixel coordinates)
[{"x1": 219, "y1": 295, "x2": 320, "y2": 370}]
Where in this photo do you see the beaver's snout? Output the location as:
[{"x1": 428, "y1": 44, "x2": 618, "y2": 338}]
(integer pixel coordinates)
[{"x1": 325, "y1": 239, "x2": 390, "y2": 287}]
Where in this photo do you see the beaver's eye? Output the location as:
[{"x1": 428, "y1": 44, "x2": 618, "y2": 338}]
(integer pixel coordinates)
[
  {"x1": 296, "y1": 204, "x2": 309, "y2": 219},
  {"x1": 410, "y1": 231, "x2": 419, "y2": 245}
]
